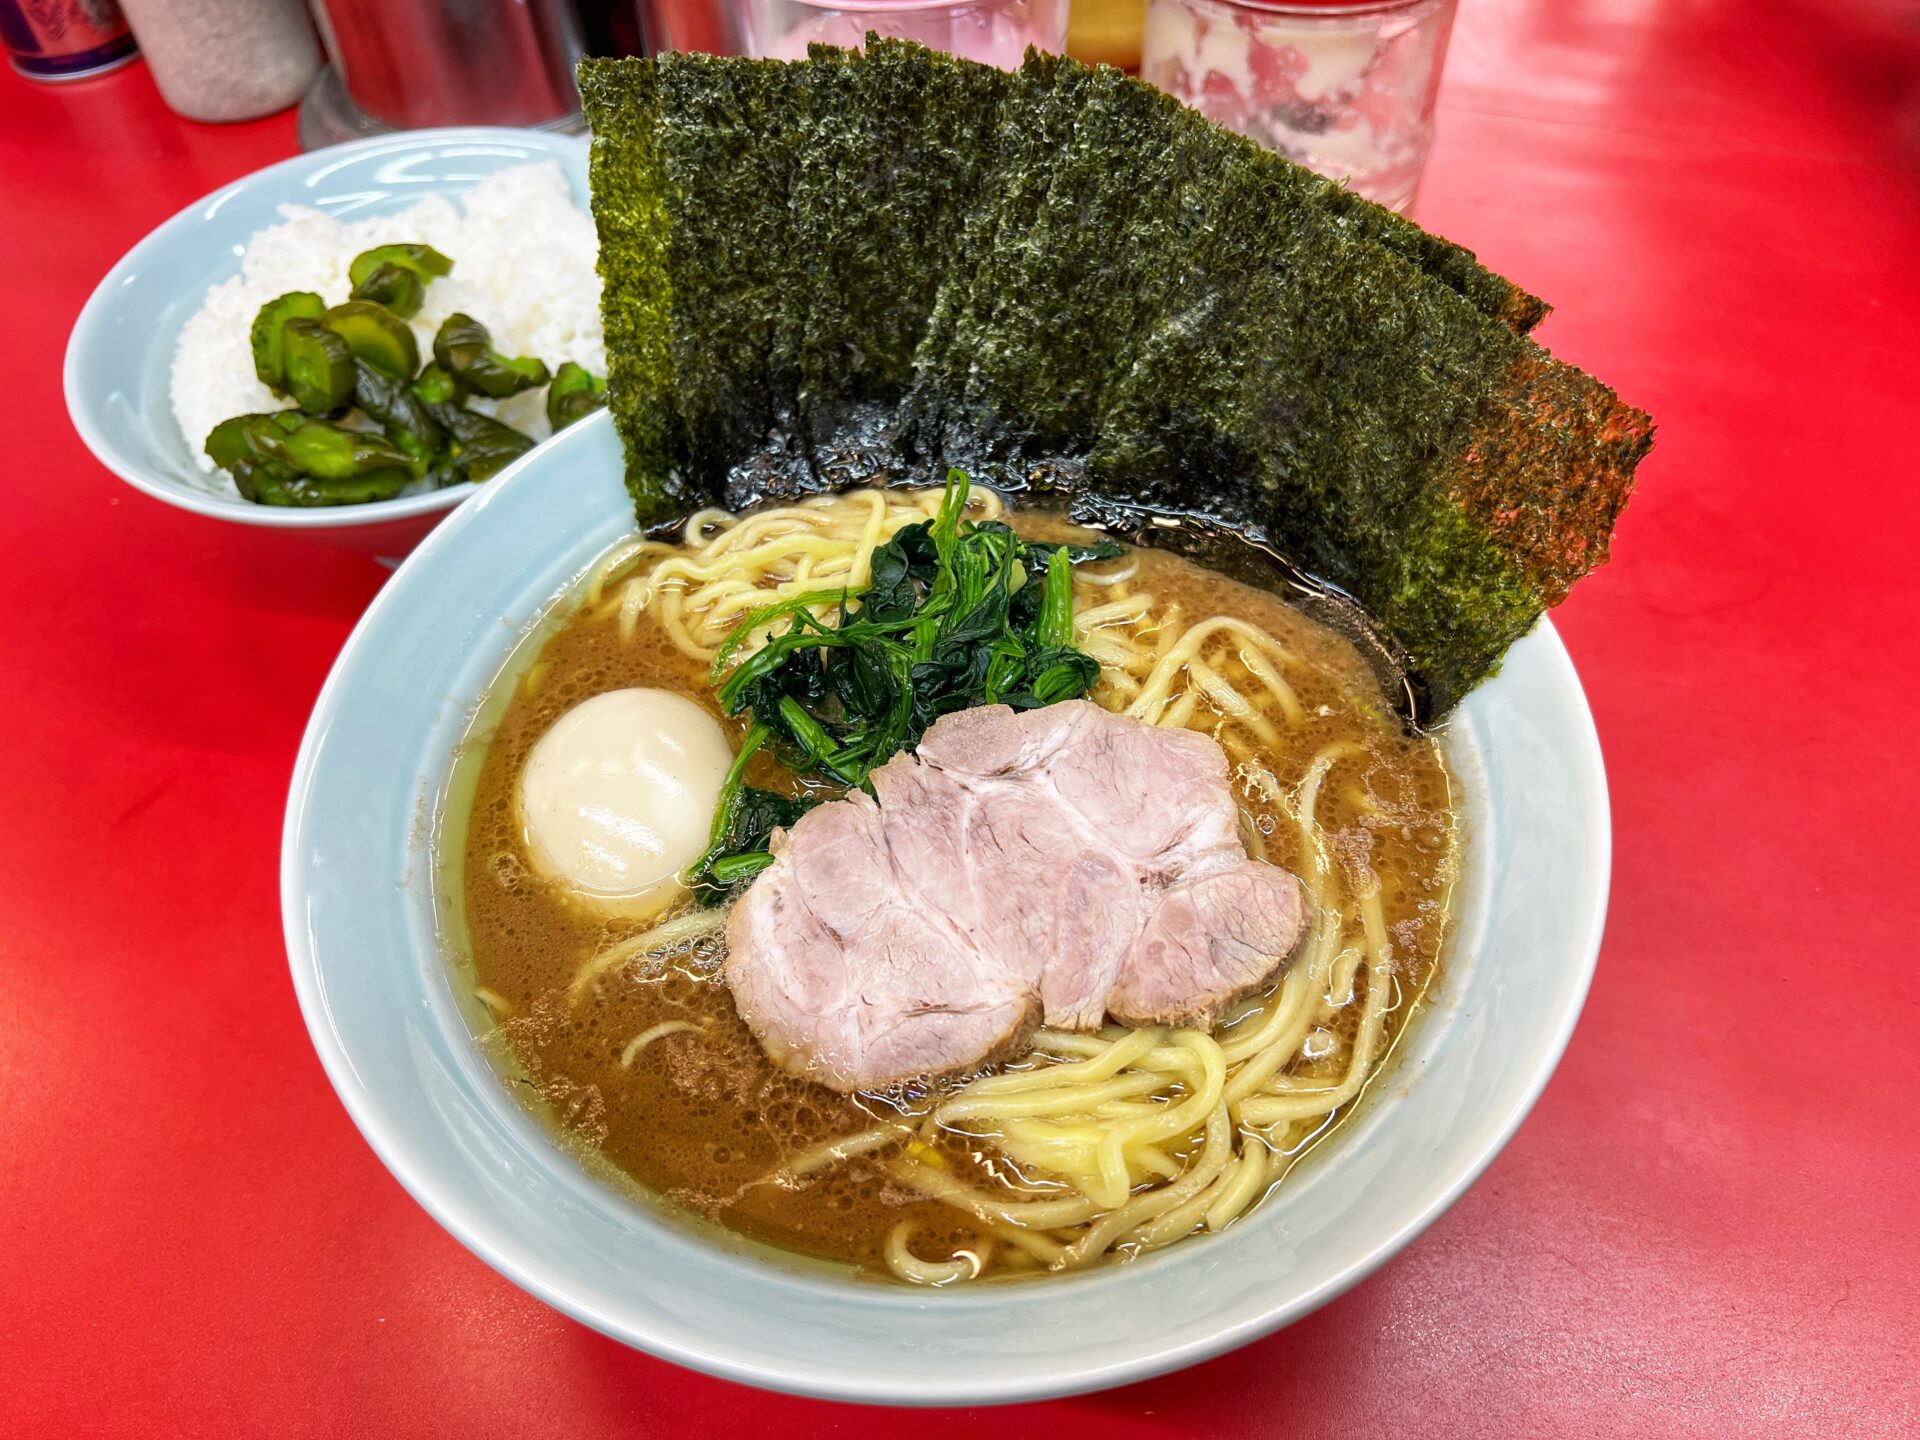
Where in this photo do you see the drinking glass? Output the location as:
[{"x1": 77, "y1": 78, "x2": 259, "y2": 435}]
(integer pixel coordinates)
[
  {"x1": 1141, "y1": 0, "x2": 1457, "y2": 212},
  {"x1": 742, "y1": 0, "x2": 1070, "y2": 70}
]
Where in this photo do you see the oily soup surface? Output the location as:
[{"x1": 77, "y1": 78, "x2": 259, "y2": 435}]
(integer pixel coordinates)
[{"x1": 456, "y1": 526, "x2": 1455, "y2": 1277}]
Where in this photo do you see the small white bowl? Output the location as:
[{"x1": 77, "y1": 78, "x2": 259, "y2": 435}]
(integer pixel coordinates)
[
  {"x1": 284, "y1": 410, "x2": 1610, "y2": 1403},
  {"x1": 64, "y1": 127, "x2": 590, "y2": 557}
]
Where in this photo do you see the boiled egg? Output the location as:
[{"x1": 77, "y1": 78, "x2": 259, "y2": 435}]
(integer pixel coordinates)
[{"x1": 518, "y1": 688, "x2": 733, "y2": 906}]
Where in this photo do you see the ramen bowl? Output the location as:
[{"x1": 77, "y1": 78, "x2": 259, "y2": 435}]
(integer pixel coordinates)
[{"x1": 282, "y1": 408, "x2": 1609, "y2": 1404}]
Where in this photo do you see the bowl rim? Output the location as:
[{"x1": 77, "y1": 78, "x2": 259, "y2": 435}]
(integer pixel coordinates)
[
  {"x1": 283, "y1": 413, "x2": 1611, "y2": 1404},
  {"x1": 62, "y1": 125, "x2": 589, "y2": 531}
]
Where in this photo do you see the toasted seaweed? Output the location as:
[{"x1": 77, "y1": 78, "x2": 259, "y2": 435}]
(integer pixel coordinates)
[
  {"x1": 653, "y1": 53, "x2": 815, "y2": 494},
  {"x1": 784, "y1": 39, "x2": 1014, "y2": 475},
  {"x1": 578, "y1": 44, "x2": 1652, "y2": 713},
  {"x1": 1445, "y1": 345, "x2": 1653, "y2": 603},
  {"x1": 938, "y1": 60, "x2": 1197, "y2": 462},
  {"x1": 912, "y1": 51, "x2": 1547, "y2": 474},
  {"x1": 578, "y1": 59, "x2": 684, "y2": 524},
  {"x1": 1314, "y1": 184, "x2": 1548, "y2": 335},
  {"x1": 906, "y1": 49, "x2": 1079, "y2": 464},
  {"x1": 1083, "y1": 146, "x2": 1650, "y2": 710}
]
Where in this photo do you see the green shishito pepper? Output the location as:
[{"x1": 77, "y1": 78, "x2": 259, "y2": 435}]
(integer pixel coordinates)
[
  {"x1": 546, "y1": 361, "x2": 607, "y2": 431},
  {"x1": 233, "y1": 457, "x2": 410, "y2": 507},
  {"x1": 432, "y1": 313, "x2": 550, "y2": 399},
  {"x1": 346, "y1": 243, "x2": 452, "y2": 291},
  {"x1": 204, "y1": 414, "x2": 260, "y2": 471},
  {"x1": 322, "y1": 300, "x2": 420, "y2": 379},
  {"x1": 249, "y1": 291, "x2": 326, "y2": 396},
  {"x1": 215, "y1": 242, "x2": 571, "y2": 505},
  {"x1": 205, "y1": 411, "x2": 415, "y2": 506},
  {"x1": 409, "y1": 359, "x2": 535, "y2": 483},
  {"x1": 353, "y1": 358, "x2": 445, "y2": 461},
  {"x1": 430, "y1": 404, "x2": 535, "y2": 484},
  {"x1": 244, "y1": 410, "x2": 412, "y2": 481},
  {"x1": 410, "y1": 362, "x2": 459, "y2": 407},
  {"x1": 348, "y1": 262, "x2": 426, "y2": 318},
  {"x1": 281, "y1": 318, "x2": 355, "y2": 414}
]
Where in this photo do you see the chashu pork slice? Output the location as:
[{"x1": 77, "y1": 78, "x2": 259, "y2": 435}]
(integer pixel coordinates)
[
  {"x1": 722, "y1": 790, "x2": 1037, "y2": 1094},
  {"x1": 723, "y1": 701, "x2": 1307, "y2": 1093}
]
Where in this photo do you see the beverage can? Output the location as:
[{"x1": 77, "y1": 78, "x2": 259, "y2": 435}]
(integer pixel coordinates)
[{"x1": 0, "y1": 0, "x2": 139, "y2": 81}]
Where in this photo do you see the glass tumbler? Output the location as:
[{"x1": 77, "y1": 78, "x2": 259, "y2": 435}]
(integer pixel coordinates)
[
  {"x1": 742, "y1": 0, "x2": 1070, "y2": 71},
  {"x1": 1141, "y1": 0, "x2": 1457, "y2": 212}
]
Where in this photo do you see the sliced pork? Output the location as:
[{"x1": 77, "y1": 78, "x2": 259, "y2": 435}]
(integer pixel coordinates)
[{"x1": 723, "y1": 701, "x2": 1307, "y2": 1092}]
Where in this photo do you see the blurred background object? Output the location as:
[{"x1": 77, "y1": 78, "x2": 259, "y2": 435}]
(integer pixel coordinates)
[
  {"x1": 1140, "y1": 0, "x2": 1456, "y2": 212},
  {"x1": 582, "y1": 0, "x2": 647, "y2": 57},
  {"x1": 0, "y1": 0, "x2": 138, "y2": 80},
  {"x1": 299, "y1": 0, "x2": 588, "y2": 149},
  {"x1": 118, "y1": 0, "x2": 319, "y2": 121},
  {"x1": 738, "y1": 0, "x2": 1068, "y2": 69},
  {"x1": 632, "y1": 0, "x2": 739, "y2": 54},
  {"x1": 1065, "y1": 0, "x2": 1141, "y2": 68}
]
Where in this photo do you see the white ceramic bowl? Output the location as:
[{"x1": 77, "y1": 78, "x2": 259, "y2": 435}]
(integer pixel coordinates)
[
  {"x1": 64, "y1": 128, "x2": 590, "y2": 557},
  {"x1": 283, "y1": 409, "x2": 1610, "y2": 1404}
]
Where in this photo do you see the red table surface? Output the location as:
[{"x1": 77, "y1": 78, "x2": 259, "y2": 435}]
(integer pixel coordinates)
[{"x1": 5, "y1": 2, "x2": 1918, "y2": 1435}]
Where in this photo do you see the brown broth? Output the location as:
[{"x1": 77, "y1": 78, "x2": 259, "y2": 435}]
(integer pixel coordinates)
[{"x1": 448, "y1": 518, "x2": 1455, "y2": 1279}]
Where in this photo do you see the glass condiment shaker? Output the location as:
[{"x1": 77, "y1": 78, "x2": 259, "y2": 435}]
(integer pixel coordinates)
[
  {"x1": 741, "y1": 0, "x2": 1070, "y2": 71},
  {"x1": 116, "y1": 0, "x2": 320, "y2": 122},
  {"x1": 1141, "y1": 0, "x2": 1458, "y2": 212}
]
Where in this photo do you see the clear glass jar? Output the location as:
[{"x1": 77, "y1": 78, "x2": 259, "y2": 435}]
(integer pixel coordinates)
[
  {"x1": 1141, "y1": 0, "x2": 1457, "y2": 212},
  {"x1": 742, "y1": 0, "x2": 1071, "y2": 71}
]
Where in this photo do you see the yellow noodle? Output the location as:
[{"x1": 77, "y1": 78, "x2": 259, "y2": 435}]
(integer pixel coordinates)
[
  {"x1": 588, "y1": 486, "x2": 1007, "y2": 665},
  {"x1": 936, "y1": 1070, "x2": 1167, "y2": 1124},
  {"x1": 618, "y1": 1020, "x2": 703, "y2": 1068},
  {"x1": 773, "y1": 1122, "x2": 914, "y2": 1185},
  {"x1": 568, "y1": 905, "x2": 727, "y2": 1002},
  {"x1": 985, "y1": 1222, "x2": 1069, "y2": 1265},
  {"x1": 1240, "y1": 893, "x2": 1396, "y2": 1128},
  {"x1": 885, "y1": 1158, "x2": 1106, "y2": 1230},
  {"x1": 1126, "y1": 1125, "x2": 1247, "y2": 1250},
  {"x1": 1071, "y1": 555, "x2": 1140, "y2": 587},
  {"x1": 1056, "y1": 1104, "x2": 1236, "y2": 1268},
  {"x1": 1190, "y1": 657, "x2": 1280, "y2": 748},
  {"x1": 1203, "y1": 1138, "x2": 1275, "y2": 1232},
  {"x1": 1130, "y1": 1144, "x2": 1183, "y2": 1182},
  {"x1": 1073, "y1": 594, "x2": 1156, "y2": 630},
  {"x1": 884, "y1": 1220, "x2": 993, "y2": 1286},
  {"x1": 959, "y1": 1025, "x2": 1165, "y2": 1097}
]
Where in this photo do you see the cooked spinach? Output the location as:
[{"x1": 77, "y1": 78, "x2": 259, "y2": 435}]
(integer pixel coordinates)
[{"x1": 686, "y1": 468, "x2": 1120, "y2": 897}]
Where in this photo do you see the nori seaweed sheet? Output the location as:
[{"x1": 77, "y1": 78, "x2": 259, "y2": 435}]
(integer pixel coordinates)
[
  {"x1": 936, "y1": 60, "x2": 1214, "y2": 462},
  {"x1": 581, "y1": 44, "x2": 1542, "y2": 506},
  {"x1": 1447, "y1": 345, "x2": 1651, "y2": 604},
  {"x1": 1081, "y1": 154, "x2": 1512, "y2": 710},
  {"x1": 578, "y1": 59, "x2": 685, "y2": 524},
  {"x1": 906, "y1": 49, "x2": 1079, "y2": 464},
  {"x1": 784, "y1": 39, "x2": 1015, "y2": 479},
  {"x1": 651, "y1": 53, "x2": 813, "y2": 497},
  {"x1": 1315, "y1": 182, "x2": 1548, "y2": 336},
  {"x1": 1083, "y1": 142, "x2": 1649, "y2": 710},
  {"x1": 924, "y1": 52, "x2": 1549, "y2": 475},
  {"x1": 578, "y1": 45, "x2": 1651, "y2": 714}
]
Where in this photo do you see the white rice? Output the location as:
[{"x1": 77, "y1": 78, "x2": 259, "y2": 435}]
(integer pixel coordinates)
[{"x1": 170, "y1": 162, "x2": 603, "y2": 492}]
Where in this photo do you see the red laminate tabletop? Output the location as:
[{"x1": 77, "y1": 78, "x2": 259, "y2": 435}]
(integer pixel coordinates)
[{"x1": 5, "y1": 2, "x2": 1918, "y2": 1435}]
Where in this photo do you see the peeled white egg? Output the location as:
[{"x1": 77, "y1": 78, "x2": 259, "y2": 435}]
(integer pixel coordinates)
[{"x1": 518, "y1": 687, "x2": 733, "y2": 905}]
